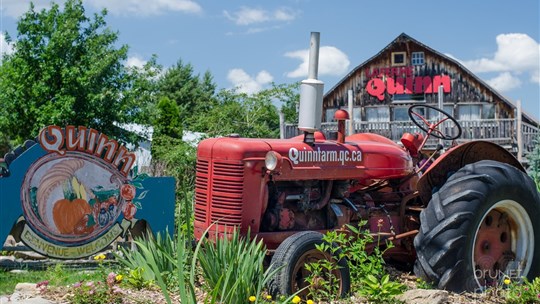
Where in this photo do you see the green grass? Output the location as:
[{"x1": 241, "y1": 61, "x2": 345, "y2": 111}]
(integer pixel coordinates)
[{"x1": 0, "y1": 264, "x2": 116, "y2": 295}]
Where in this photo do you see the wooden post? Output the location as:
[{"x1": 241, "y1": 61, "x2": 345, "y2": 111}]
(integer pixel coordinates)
[
  {"x1": 348, "y1": 90, "x2": 354, "y2": 135},
  {"x1": 517, "y1": 100, "x2": 523, "y2": 162}
]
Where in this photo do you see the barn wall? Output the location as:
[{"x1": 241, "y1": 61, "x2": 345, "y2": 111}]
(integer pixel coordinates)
[{"x1": 323, "y1": 36, "x2": 515, "y2": 122}]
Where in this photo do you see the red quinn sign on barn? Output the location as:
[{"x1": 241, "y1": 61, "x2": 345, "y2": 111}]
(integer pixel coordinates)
[{"x1": 365, "y1": 66, "x2": 451, "y2": 101}]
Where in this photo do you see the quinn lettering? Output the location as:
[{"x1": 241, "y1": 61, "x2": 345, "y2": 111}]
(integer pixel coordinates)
[{"x1": 38, "y1": 125, "x2": 136, "y2": 176}]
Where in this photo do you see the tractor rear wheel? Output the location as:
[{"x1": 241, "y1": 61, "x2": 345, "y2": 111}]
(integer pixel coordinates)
[
  {"x1": 414, "y1": 160, "x2": 540, "y2": 292},
  {"x1": 267, "y1": 231, "x2": 350, "y2": 298}
]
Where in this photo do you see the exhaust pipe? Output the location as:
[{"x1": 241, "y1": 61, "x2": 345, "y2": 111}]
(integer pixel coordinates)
[{"x1": 298, "y1": 32, "x2": 324, "y2": 144}]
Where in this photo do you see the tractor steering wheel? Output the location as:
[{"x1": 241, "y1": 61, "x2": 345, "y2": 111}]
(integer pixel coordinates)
[{"x1": 408, "y1": 105, "x2": 462, "y2": 140}]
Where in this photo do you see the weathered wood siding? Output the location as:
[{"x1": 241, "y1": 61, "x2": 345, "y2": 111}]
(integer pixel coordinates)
[{"x1": 324, "y1": 34, "x2": 515, "y2": 121}]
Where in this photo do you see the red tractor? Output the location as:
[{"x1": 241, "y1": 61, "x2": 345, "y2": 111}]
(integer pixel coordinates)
[{"x1": 193, "y1": 33, "x2": 540, "y2": 296}]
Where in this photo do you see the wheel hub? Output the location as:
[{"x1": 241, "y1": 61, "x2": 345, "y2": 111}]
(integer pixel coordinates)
[{"x1": 474, "y1": 210, "x2": 513, "y2": 285}]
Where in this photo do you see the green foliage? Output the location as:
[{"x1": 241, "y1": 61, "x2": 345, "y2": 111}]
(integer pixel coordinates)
[
  {"x1": 0, "y1": 264, "x2": 108, "y2": 295},
  {"x1": 116, "y1": 231, "x2": 178, "y2": 286},
  {"x1": 190, "y1": 88, "x2": 280, "y2": 138},
  {"x1": 415, "y1": 277, "x2": 434, "y2": 289},
  {"x1": 274, "y1": 82, "x2": 300, "y2": 124},
  {"x1": 156, "y1": 59, "x2": 217, "y2": 129},
  {"x1": 154, "y1": 97, "x2": 183, "y2": 139},
  {"x1": 527, "y1": 136, "x2": 540, "y2": 192},
  {"x1": 0, "y1": 0, "x2": 151, "y2": 145},
  {"x1": 124, "y1": 267, "x2": 153, "y2": 290},
  {"x1": 304, "y1": 258, "x2": 340, "y2": 301},
  {"x1": 505, "y1": 277, "x2": 540, "y2": 304},
  {"x1": 197, "y1": 228, "x2": 275, "y2": 303},
  {"x1": 305, "y1": 223, "x2": 406, "y2": 302},
  {"x1": 360, "y1": 273, "x2": 405, "y2": 303}
]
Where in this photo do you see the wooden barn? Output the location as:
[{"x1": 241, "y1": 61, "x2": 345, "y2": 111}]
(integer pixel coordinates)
[{"x1": 287, "y1": 33, "x2": 539, "y2": 160}]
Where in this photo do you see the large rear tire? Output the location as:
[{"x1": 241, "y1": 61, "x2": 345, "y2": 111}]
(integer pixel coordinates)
[
  {"x1": 267, "y1": 231, "x2": 350, "y2": 298},
  {"x1": 414, "y1": 160, "x2": 540, "y2": 292}
]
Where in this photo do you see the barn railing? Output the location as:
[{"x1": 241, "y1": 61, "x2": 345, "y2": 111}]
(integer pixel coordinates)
[{"x1": 284, "y1": 118, "x2": 539, "y2": 155}]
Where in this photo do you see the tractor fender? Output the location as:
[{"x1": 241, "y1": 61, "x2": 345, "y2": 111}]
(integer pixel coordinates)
[{"x1": 417, "y1": 140, "x2": 525, "y2": 204}]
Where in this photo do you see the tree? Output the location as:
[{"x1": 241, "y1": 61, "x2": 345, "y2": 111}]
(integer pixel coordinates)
[
  {"x1": 0, "y1": 0, "x2": 144, "y2": 144},
  {"x1": 157, "y1": 60, "x2": 217, "y2": 130},
  {"x1": 190, "y1": 87, "x2": 281, "y2": 138}
]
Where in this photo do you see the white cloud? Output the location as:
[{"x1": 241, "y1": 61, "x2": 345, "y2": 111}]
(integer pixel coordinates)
[
  {"x1": 486, "y1": 72, "x2": 522, "y2": 92},
  {"x1": 461, "y1": 33, "x2": 540, "y2": 87},
  {"x1": 0, "y1": 33, "x2": 14, "y2": 57},
  {"x1": 223, "y1": 6, "x2": 297, "y2": 25},
  {"x1": 126, "y1": 55, "x2": 147, "y2": 68},
  {"x1": 87, "y1": 0, "x2": 202, "y2": 16},
  {"x1": 285, "y1": 46, "x2": 350, "y2": 78},
  {"x1": 227, "y1": 69, "x2": 273, "y2": 94}
]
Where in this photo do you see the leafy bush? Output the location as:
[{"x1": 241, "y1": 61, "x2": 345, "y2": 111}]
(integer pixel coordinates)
[{"x1": 306, "y1": 222, "x2": 406, "y2": 302}]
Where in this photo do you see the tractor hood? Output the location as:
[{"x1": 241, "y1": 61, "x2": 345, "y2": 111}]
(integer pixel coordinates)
[{"x1": 197, "y1": 133, "x2": 413, "y2": 181}]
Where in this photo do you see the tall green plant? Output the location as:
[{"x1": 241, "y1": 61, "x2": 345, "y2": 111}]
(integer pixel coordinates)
[
  {"x1": 196, "y1": 228, "x2": 274, "y2": 303},
  {"x1": 116, "y1": 231, "x2": 177, "y2": 284}
]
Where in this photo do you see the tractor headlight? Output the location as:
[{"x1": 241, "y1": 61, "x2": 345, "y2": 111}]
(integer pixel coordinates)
[{"x1": 265, "y1": 151, "x2": 282, "y2": 172}]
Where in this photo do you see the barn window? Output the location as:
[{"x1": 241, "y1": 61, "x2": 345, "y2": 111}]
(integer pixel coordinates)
[
  {"x1": 366, "y1": 106, "x2": 390, "y2": 122},
  {"x1": 411, "y1": 52, "x2": 425, "y2": 65},
  {"x1": 391, "y1": 52, "x2": 407, "y2": 66},
  {"x1": 458, "y1": 104, "x2": 481, "y2": 120}
]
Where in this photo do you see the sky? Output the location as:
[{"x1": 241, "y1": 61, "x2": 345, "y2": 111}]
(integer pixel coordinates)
[{"x1": 1, "y1": 0, "x2": 539, "y2": 120}]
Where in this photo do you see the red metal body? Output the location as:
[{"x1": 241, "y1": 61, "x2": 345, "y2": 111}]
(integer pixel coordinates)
[
  {"x1": 194, "y1": 131, "x2": 417, "y2": 254},
  {"x1": 194, "y1": 123, "x2": 521, "y2": 261}
]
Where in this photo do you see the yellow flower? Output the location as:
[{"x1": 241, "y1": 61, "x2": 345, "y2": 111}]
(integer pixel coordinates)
[
  {"x1": 266, "y1": 295, "x2": 272, "y2": 300},
  {"x1": 504, "y1": 278, "x2": 511, "y2": 285},
  {"x1": 249, "y1": 296, "x2": 256, "y2": 302},
  {"x1": 93, "y1": 254, "x2": 106, "y2": 260},
  {"x1": 291, "y1": 295, "x2": 301, "y2": 304},
  {"x1": 307, "y1": 300, "x2": 314, "y2": 304},
  {"x1": 115, "y1": 274, "x2": 123, "y2": 282}
]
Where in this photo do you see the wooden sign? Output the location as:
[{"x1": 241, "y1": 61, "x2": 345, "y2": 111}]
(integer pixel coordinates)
[{"x1": 0, "y1": 125, "x2": 175, "y2": 259}]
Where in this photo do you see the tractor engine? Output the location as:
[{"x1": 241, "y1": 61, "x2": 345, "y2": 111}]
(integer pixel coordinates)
[{"x1": 193, "y1": 133, "x2": 418, "y2": 250}]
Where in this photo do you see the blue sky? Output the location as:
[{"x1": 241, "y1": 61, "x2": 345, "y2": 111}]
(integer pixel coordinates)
[{"x1": 1, "y1": 0, "x2": 539, "y2": 119}]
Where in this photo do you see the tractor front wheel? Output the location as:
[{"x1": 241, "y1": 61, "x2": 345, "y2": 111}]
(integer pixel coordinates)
[
  {"x1": 414, "y1": 160, "x2": 540, "y2": 292},
  {"x1": 267, "y1": 231, "x2": 350, "y2": 298}
]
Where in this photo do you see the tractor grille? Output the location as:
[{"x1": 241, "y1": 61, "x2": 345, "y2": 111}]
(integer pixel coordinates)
[{"x1": 194, "y1": 159, "x2": 244, "y2": 226}]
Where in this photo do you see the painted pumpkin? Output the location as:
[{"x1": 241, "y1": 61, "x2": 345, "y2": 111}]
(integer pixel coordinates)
[{"x1": 53, "y1": 198, "x2": 92, "y2": 234}]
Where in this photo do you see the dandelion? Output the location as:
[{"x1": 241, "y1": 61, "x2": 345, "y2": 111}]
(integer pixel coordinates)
[
  {"x1": 93, "y1": 253, "x2": 106, "y2": 261},
  {"x1": 504, "y1": 278, "x2": 511, "y2": 285},
  {"x1": 249, "y1": 295, "x2": 256, "y2": 302},
  {"x1": 115, "y1": 274, "x2": 123, "y2": 282},
  {"x1": 292, "y1": 295, "x2": 301, "y2": 303},
  {"x1": 266, "y1": 295, "x2": 272, "y2": 300},
  {"x1": 307, "y1": 300, "x2": 314, "y2": 304}
]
